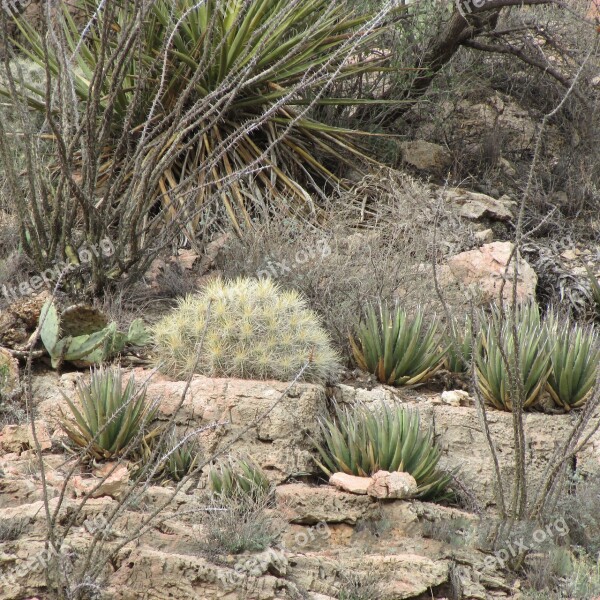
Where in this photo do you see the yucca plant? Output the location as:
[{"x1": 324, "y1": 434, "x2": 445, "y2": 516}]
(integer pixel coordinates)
[
  {"x1": 5, "y1": 0, "x2": 399, "y2": 237},
  {"x1": 546, "y1": 320, "x2": 600, "y2": 411},
  {"x1": 474, "y1": 303, "x2": 552, "y2": 412},
  {"x1": 444, "y1": 314, "x2": 474, "y2": 374},
  {"x1": 314, "y1": 401, "x2": 454, "y2": 500},
  {"x1": 350, "y1": 301, "x2": 445, "y2": 386},
  {"x1": 209, "y1": 456, "x2": 272, "y2": 501},
  {"x1": 60, "y1": 367, "x2": 157, "y2": 460}
]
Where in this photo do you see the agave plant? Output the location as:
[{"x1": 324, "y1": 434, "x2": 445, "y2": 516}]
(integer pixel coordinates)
[
  {"x1": 60, "y1": 367, "x2": 157, "y2": 460},
  {"x1": 546, "y1": 319, "x2": 600, "y2": 411},
  {"x1": 314, "y1": 401, "x2": 454, "y2": 500},
  {"x1": 7, "y1": 0, "x2": 398, "y2": 235},
  {"x1": 209, "y1": 456, "x2": 271, "y2": 501},
  {"x1": 444, "y1": 314, "x2": 474, "y2": 374},
  {"x1": 350, "y1": 302, "x2": 445, "y2": 386},
  {"x1": 474, "y1": 302, "x2": 551, "y2": 412},
  {"x1": 586, "y1": 265, "x2": 600, "y2": 319}
]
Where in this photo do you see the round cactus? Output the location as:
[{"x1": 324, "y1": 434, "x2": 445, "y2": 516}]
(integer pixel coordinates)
[{"x1": 152, "y1": 277, "x2": 340, "y2": 383}]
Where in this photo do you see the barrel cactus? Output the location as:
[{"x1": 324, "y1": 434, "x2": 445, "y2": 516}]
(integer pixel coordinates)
[{"x1": 153, "y1": 277, "x2": 340, "y2": 383}]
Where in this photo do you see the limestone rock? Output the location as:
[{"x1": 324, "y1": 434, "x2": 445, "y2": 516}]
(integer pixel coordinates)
[
  {"x1": 0, "y1": 421, "x2": 51, "y2": 454},
  {"x1": 444, "y1": 188, "x2": 515, "y2": 222},
  {"x1": 71, "y1": 463, "x2": 129, "y2": 499},
  {"x1": 367, "y1": 471, "x2": 418, "y2": 500},
  {"x1": 329, "y1": 473, "x2": 371, "y2": 495},
  {"x1": 441, "y1": 390, "x2": 471, "y2": 407},
  {"x1": 276, "y1": 483, "x2": 374, "y2": 525},
  {"x1": 400, "y1": 140, "x2": 452, "y2": 175},
  {"x1": 145, "y1": 374, "x2": 329, "y2": 483}
]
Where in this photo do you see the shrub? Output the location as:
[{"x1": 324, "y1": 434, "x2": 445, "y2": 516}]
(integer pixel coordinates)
[
  {"x1": 314, "y1": 401, "x2": 454, "y2": 500},
  {"x1": 60, "y1": 367, "x2": 157, "y2": 460},
  {"x1": 546, "y1": 319, "x2": 600, "y2": 411},
  {"x1": 200, "y1": 491, "x2": 283, "y2": 556},
  {"x1": 209, "y1": 456, "x2": 272, "y2": 502},
  {"x1": 350, "y1": 301, "x2": 445, "y2": 386},
  {"x1": 4, "y1": 0, "x2": 397, "y2": 241},
  {"x1": 153, "y1": 277, "x2": 340, "y2": 383},
  {"x1": 474, "y1": 302, "x2": 551, "y2": 411}
]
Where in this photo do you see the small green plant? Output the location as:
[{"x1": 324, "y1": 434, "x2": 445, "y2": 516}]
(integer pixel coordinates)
[
  {"x1": 60, "y1": 367, "x2": 157, "y2": 460},
  {"x1": 585, "y1": 264, "x2": 600, "y2": 319},
  {"x1": 444, "y1": 314, "x2": 474, "y2": 374},
  {"x1": 153, "y1": 277, "x2": 340, "y2": 383},
  {"x1": 39, "y1": 300, "x2": 149, "y2": 369},
  {"x1": 162, "y1": 437, "x2": 200, "y2": 483},
  {"x1": 350, "y1": 301, "x2": 445, "y2": 386},
  {"x1": 209, "y1": 456, "x2": 271, "y2": 501},
  {"x1": 545, "y1": 319, "x2": 599, "y2": 411},
  {"x1": 314, "y1": 401, "x2": 454, "y2": 500},
  {"x1": 474, "y1": 302, "x2": 551, "y2": 411}
]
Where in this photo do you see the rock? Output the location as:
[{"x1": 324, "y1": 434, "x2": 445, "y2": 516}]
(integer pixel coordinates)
[
  {"x1": 71, "y1": 463, "x2": 129, "y2": 499},
  {"x1": 291, "y1": 552, "x2": 449, "y2": 600},
  {"x1": 367, "y1": 471, "x2": 418, "y2": 500},
  {"x1": 444, "y1": 188, "x2": 515, "y2": 222},
  {"x1": 143, "y1": 373, "x2": 329, "y2": 483},
  {"x1": 0, "y1": 421, "x2": 51, "y2": 454},
  {"x1": 329, "y1": 473, "x2": 372, "y2": 495},
  {"x1": 441, "y1": 390, "x2": 471, "y2": 407},
  {"x1": 0, "y1": 347, "x2": 20, "y2": 398},
  {"x1": 428, "y1": 401, "x2": 600, "y2": 508},
  {"x1": 0, "y1": 292, "x2": 49, "y2": 349},
  {"x1": 474, "y1": 229, "x2": 494, "y2": 244},
  {"x1": 444, "y1": 241, "x2": 537, "y2": 304},
  {"x1": 276, "y1": 483, "x2": 375, "y2": 525},
  {"x1": 400, "y1": 140, "x2": 453, "y2": 175}
]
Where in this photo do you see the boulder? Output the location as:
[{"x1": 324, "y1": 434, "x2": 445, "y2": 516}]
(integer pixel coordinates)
[
  {"x1": 400, "y1": 140, "x2": 453, "y2": 175},
  {"x1": 444, "y1": 241, "x2": 537, "y2": 304},
  {"x1": 329, "y1": 473, "x2": 371, "y2": 495},
  {"x1": 71, "y1": 463, "x2": 130, "y2": 499},
  {"x1": 444, "y1": 188, "x2": 515, "y2": 222},
  {"x1": 367, "y1": 471, "x2": 418, "y2": 500}
]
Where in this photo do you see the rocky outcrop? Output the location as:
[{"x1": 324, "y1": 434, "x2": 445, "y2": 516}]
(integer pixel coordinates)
[{"x1": 37, "y1": 372, "x2": 329, "y2": 484}]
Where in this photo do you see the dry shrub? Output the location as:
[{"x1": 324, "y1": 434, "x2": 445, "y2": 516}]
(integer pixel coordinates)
[
  {"x1": 219, "y1": 169, "x2": 478, "y2": 354},
  {"x1": 200, "y1": 492, "x2": 285, "y2": 557}
]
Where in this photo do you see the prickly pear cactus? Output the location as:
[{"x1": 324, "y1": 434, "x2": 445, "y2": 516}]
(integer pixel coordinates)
[{"x1": 38, "y1": 301, "x2": 149, "y2": 368}]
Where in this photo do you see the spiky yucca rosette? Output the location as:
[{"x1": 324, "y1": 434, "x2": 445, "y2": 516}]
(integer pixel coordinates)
[{"x1": 153, "y1": 278, "x2": 340, "y2": 383}]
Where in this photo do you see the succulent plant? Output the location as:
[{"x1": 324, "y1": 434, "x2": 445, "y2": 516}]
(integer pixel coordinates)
[
  {"x1": 39, "y1": 300, "x2": 149, "y2": 368},
  {"x1": 209, "y1": 456, "x2": 271, "y2": 501},
  {"x1": 314, "y1": 401, "x2": 454, "y2": 500},
  {"x1": 160, "y1": 435, "x2": 201, "y2": 482},
  {"x1": 546, "y1": 319, "x2": 600, "y2": 411},
  {"x1": 152, "y1": 277, "x2": 340, "y2": 383},
  {"x1": 586, "y1": 264, "x2": 600, "y2": 319},
  {"x1": 444, "y1": 314, "x2": 474, "y2": 374},
  {"x1": 474, "y1": 302, "x2": 551, "y2": 411},
  {"x1": 350, "y1": 301, "x2": 445, "y2": 386},
  {"x1": 59, "y1": 367, "x2": 157, "y2": 460}
]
